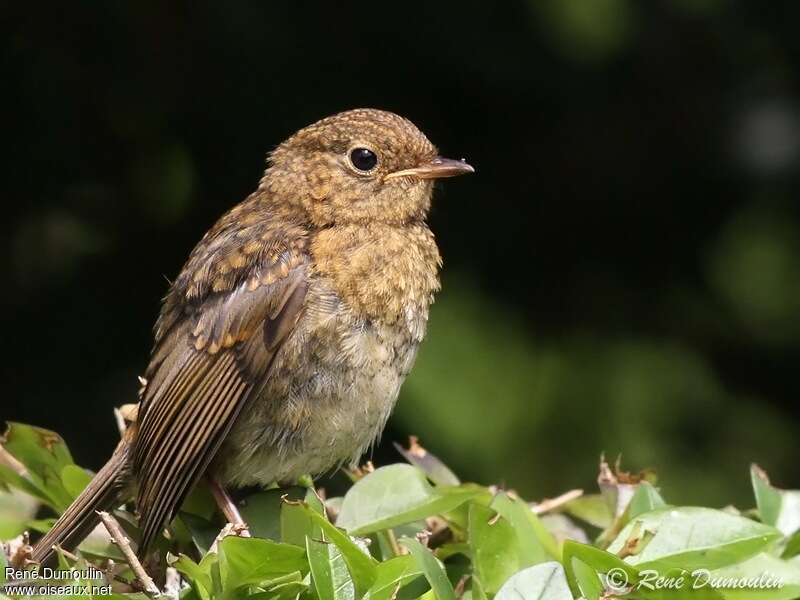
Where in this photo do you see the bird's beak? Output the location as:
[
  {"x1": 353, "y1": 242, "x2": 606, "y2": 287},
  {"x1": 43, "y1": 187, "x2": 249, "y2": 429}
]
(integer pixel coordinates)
[{"x1": 385, "y1": 157, "x2": 475, "y2": 181}]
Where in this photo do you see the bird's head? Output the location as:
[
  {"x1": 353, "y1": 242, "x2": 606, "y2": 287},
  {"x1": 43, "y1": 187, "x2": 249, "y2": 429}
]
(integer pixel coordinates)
[{"x1": 261, "y1": 108, "x2": 474, "y2": 227}]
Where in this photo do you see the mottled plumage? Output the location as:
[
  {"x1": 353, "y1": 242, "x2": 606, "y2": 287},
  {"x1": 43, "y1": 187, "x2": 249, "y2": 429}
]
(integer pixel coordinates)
[{"x1": 31, "y1": 108, "x2": 473, "y2": 565}]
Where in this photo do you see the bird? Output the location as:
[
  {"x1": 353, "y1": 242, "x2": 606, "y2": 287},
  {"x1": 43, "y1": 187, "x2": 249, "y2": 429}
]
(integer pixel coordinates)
[{"x1": 30, "y1": 108, "x2": 474, "y2": 566}]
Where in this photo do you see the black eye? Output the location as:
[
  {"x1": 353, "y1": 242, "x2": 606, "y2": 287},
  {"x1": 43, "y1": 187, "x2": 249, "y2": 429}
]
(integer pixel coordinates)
[{"x1": 349, "y1": 147, "x2": 378, "y2": 172}]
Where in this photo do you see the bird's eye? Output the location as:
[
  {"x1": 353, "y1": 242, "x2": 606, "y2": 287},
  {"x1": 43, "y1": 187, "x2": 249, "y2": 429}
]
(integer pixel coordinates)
[{"x1": 349, "y1": 148, "x2": 378, "y2": 172}]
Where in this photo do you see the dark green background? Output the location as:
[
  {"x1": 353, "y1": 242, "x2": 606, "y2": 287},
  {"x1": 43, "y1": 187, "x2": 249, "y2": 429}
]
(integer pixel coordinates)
[{"x1": 3, "y1": 0, "x2": 799, "y2": 506}]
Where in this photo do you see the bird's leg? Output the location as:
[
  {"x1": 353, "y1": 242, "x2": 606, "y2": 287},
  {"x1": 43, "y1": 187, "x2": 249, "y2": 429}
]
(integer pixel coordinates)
[{"x1": 207, "y1": 477, "x2": 250, "y2": 538}]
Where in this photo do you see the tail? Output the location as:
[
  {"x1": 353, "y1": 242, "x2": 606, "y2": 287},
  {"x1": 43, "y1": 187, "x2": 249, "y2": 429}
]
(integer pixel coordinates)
[{"x1": 30, "y1": 434, "x2": 132, "y2": 567}]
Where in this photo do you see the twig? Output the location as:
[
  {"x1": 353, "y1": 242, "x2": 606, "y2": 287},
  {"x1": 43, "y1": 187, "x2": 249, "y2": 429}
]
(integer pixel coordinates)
[
  {"x1": 55, "y1": 548, "x2": 133, "y2": 589},
  {"x1": 209, "y1": 522, "x2": 250, "y2": 554},
  {"x1": 97, "y1": 511, "x2": 160, "y2": 599},
  {"x1": 163, "y1": 566, "x2": 181, "y2": 600},
  {"x1": 53, "y1": 544, "x2": 80, "y2": 562},
  {"x1": 6, "y1": 532, "x2": 32, "y2": 568},
  {"x1": 0, "y1": 445, "x2": 27, "y2": 477},
  {"x1": 280, "y1": 493, "x2": 303, "y2": 506},
  {"x1": 531, "y1": 488, "x2": 584, "y2": 514}
]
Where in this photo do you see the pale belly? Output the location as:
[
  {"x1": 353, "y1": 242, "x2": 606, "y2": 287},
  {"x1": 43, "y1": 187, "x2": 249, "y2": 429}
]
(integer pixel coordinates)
[{"x1": 214, "y1": 283, "x2": 424, "y2": 486}]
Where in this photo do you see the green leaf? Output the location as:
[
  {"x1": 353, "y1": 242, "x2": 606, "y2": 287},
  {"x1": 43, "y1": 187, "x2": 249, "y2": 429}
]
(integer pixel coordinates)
[
  {"x1": 710, "y1": 552, "x2": 800, "y2": 600},
  {"x1": 248, "y1": 572, "x2": 308, "y2": 600},
  {"x1": 181, "y1": 480, "x2": 218, "y2": 521},
  {"x1": 606, "y1": 507, "x2": 782, "y2": 571},
  {"x1": 55, "y1": 544, "x2": 74, "y2": 571},
  {"x1": 494, "y1": 562, "x2": 573, "y2": 600},
  {"x1": 563, "y1": 540, "x2": 726, "y2": 600},
  {"x1": 375, "y1": 522, "x2": 426, "y2": 560},
  {"x1": 172, "y1": 554, "x2": 214, "y2": 600},
  {"x1": 3, "y1": 423, "x2": 74, "y2": 475},
  {"x1": 435, "y1": 542, "x2": 470, "y2": 561},
  {"x1": 337, "y1": 465, "x2": 480, "y2": 535},
  {"x1": 752, "y1": 465, "x2": 800, "y2": 537},
  {"x1": 1, "y1": 423, "x2": 75, "y2": 511},
  {"x1": 0, "y1": 488, "x2": 38, "y2": 539},
  {"x1": 470, "y1": 576, "x2": 488, "y2": 600},
  {"x1": 570, "y1": 557, "x2": 603, "y2": 600},
  {"x1": 540, "y1": 513, "x2": 589, "y2": 546},
  {"x1": 418, "y1": 590, "x2": 437, "y2": 600},
  {"x1": 782, "y1": 531, "x2": 800, "y2": 559},
  {"x1": 468, "y1": 502, "x2": 525, "y2": 595},
  {"x1": 627, "y1": 482, "x2": 668, "y2": 520},
  {"x1": 305, "y1": 486, "x2": 327, "y2": 515},
  {"x1": 490, "y1": 492, "x2": 559, "y2": 560},
  {"x1": 179, "y1": 512, "x2": 219, "y2": 556},
  {"x1": 295, "y1": 501, "x2": 378, "y2": 598},
  {"x1": 439, "y1": 487, "x2": 490, "y2": 533},
  {"x1": 363, "y1": 555, "x2": 423, "y2": 600},
  {"x1": 25, "y1": 518, "x2": 55, "y2": 533},
  {"x1": 60, "y1": 464, "x2": 92, "y2": 500},
  {"x1": 393, "y1": 440, "x2": 460, "y2": 486},
  {"x1": 564, "y1": 494, "x2": 613, "y2": 530},
  {"x1": 561, "y1": 540, "x2": 639, "y2": 594},
  {"x1": 308, "y1": 536, "x2": 356, "y2": 600},
  {"x1": 399, "y1": 537, "x2": 455, "y2": 600},
  {"x1": 280, "y1": 488, "x2": 322, "y2": 546},
  {"x1": 217, "y1": 536, "x2": 308, "y2": 593},
  {"x1": 238, "y1": 488, "x2": 297, "y2": 542},
  {"x1": 0, "y1": 464, "x2": 49, "y2": 506},
  {"x1": 75, "y1": 523, "x2": 125, "y2": 562},
  {"x1": 600, "y1": 478, "x2": 638, "y2": 521}
]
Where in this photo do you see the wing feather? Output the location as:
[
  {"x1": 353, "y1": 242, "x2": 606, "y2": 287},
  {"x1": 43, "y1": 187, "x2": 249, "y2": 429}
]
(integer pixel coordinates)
[
  {"x1": 139, "y1": 355, "x2": 247, "y2": 549},
  {"x1": 131, "y1": 218, "x2": 309, "y2": 554}
]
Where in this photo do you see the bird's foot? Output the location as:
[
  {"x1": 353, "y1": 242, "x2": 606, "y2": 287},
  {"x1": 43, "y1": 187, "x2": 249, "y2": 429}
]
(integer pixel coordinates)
[{"x1": 207, "y1": 477, "x2": 249, "y2": 529}]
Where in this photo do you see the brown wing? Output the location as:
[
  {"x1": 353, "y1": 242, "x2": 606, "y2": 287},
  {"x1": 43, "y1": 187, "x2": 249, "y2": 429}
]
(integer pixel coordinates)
[{"x1": 132, "y1": 213, "x2": 309, "y2": 553}]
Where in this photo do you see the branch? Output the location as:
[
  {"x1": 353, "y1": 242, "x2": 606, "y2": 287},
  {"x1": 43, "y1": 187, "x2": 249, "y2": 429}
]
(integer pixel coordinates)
[
  {"x1": 97, "y1": 511, "x2": 160, "y2": 599},
  {"x1": 530, "y1": 488, "x2": 584, "y2": 514},
  {"x1": 163, "y1": 567, "x2": 181, "y2": 600},
  {"x1": 0, "y1": 445, "x2": 27, "y2": 477}
]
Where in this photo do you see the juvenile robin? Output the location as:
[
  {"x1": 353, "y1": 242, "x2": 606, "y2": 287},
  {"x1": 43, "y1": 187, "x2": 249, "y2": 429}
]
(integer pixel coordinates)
[{"x1": 31, "y1": 108, "x2": 474, "y2": 565}]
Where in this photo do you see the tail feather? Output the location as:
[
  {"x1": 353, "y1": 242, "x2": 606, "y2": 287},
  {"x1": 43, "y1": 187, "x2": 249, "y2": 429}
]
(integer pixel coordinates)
[{"x1": 30, "y1": 436, "x2": 131, "y2": 567}]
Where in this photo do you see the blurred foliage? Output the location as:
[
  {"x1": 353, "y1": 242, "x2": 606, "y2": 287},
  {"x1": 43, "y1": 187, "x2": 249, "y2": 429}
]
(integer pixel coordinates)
[
  {"x1": 531, "y1": 0, "x2": 634, "y2": 62},
  {"x1": 398, "y1": 276, "x2": 796, "y2": 507},
  {"x1": 706, "y1": 206, "x2": 800, "y2": 344},
  {"x1": 3, "y1": 424, "x2": 800, "y2": 599},
  {"x1": 3, "y1": 0, "x2": 800, "y2": 510}
]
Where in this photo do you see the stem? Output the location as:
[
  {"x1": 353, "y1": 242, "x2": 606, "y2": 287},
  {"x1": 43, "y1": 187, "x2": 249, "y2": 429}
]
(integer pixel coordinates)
[{"x1": 97, "y1": 511, "x2": 160, "y2": 599}]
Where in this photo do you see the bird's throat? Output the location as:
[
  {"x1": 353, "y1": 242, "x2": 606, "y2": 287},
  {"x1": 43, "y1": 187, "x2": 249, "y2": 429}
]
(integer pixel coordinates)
[{"x1": 309, "y1": 222, "x2": 442, "y2": 325}]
